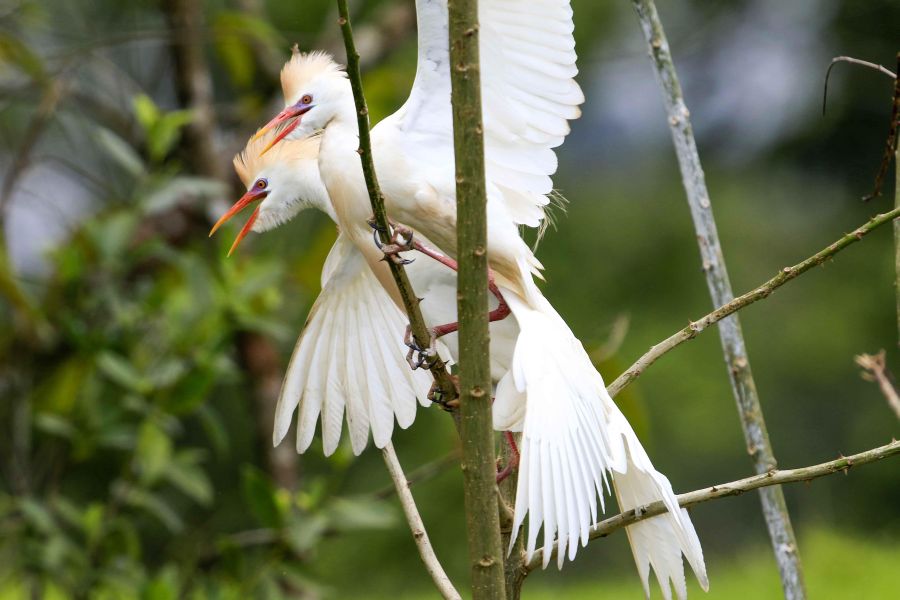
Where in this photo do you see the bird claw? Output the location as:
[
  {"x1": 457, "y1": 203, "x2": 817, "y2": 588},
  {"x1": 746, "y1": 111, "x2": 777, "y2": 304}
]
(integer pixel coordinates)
[
  {"x1": 427, "y1": 376, "x2": 460, "y2": 410},
  {"x1": 403, "y1": 325, "x2": 438, "y2": 370},
  {"x1": 368, "y1": 218, "x2": 416, "y2": 265}
]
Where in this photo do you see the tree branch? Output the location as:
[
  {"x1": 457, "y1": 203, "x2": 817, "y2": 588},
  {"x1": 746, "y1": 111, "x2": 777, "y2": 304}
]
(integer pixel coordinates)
[
  {"x1": 382, "y1": 443, "x2": 462, "y2": 600},
  {"x1": 372, "y1": 449, "x2": 461, "y2": 500},
  {"x1": 448, "y1": 0, "x2": 507, "y2": 597},
  {"x1": 608, "y1": 206, "x2": 900, "y2": 397},
  {"x1": 855, "y1": 350, "x2": 900, "y2": 420},
  {"x1": 527, "y1": 439, "x2": 900, "y2": 572},
  {"x1": 335, "y1": 0, "x2": 458, "y2": 403},
  {"x1": 629, "y1": 2, "x2": 806, "y2": 597}
]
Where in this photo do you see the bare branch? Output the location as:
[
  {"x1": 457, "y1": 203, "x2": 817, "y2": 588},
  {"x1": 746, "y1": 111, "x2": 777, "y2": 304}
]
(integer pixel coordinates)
[
  {"x1": 823, "y1": 56, "x2": 897, "y2": 116},
  {"x1": 855, "y1": 350, "x2": 900, "y2": 420},
  {"x1": 382, "y1": 443, "x2": 462, "y2": 600},
  {"x1": 629, "y1": 1, "x2": 805, "y2": 595},
  {"x1": 609, "y1": 206, "x2": 900, "y2": 398},
  {"x1": 527, "y1": 439, "x2": 900, "y2": 572},
  {"x1": 372, "y1": 450, "x2": 460, "y2": 500},
  {"x1": 1, "y1": 79, "x2": 66, "y2": 218}
]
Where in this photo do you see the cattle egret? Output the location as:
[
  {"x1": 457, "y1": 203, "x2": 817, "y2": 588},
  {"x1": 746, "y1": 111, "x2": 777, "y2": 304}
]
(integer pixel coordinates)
[{"x1": 239, "y1": 1, "x2": 709, "y2": 595}]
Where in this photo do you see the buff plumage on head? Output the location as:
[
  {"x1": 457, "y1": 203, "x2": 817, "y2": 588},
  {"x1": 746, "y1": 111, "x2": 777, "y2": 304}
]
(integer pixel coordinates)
[{"x1": 280, "y1": 46, "x2": 345, "y2": 106}]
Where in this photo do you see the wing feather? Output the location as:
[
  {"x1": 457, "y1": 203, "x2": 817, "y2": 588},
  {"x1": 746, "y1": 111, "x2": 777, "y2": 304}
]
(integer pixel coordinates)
[
  {"x1": 395, "y1": 0, "x2": 583, "y2": 233},
  {"x1": 277, "y1": 235, "x2": 428, "y2": 455}
]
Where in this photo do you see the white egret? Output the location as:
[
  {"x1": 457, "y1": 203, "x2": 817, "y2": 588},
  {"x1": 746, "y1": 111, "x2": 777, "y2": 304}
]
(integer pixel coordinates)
[{"x1": 244, "y1": 1, "x2": 709, "y2": 594}]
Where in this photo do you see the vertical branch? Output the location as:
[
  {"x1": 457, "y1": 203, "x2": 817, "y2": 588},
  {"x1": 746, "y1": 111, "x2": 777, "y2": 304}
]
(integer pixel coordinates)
[
  {"x1": 335, "y1": 0, "x2": 458, "y2": 402},
  {"x1": 162, "y1": 0, "x2": 224, "y2": 180},
  {"x1": 381, "y1": 443, "x2": 462, "y2": 600},
  {"x1": 629, "y1": 2, "x2": 807, "y2": 598},
  {"x1": 448, "y1": 1, "x2": 507, "y2": 598},
  {"x1": 895, "y1": 139, "x2": 900, "y2": 344},
  {"x1": 499, "y1": 435, "x2": 526, "y2": 599}
]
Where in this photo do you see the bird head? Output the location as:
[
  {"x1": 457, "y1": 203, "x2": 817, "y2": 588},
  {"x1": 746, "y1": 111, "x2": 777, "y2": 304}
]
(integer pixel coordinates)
[
  {"x1": 253, "y1": 49, "x2": 351, "y2": 153},
  {"x1": 210, "y1": 131, "x2": 331, "y2": 255}
]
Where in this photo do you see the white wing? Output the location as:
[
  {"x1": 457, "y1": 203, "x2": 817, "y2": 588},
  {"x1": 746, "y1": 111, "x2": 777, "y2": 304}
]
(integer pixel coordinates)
[
  {"x1": 391, "y1": 0, "x2": 583, "y2": 229},
  {"x1": 273, "y1": 234, "x2": 433, "y2": 456}
]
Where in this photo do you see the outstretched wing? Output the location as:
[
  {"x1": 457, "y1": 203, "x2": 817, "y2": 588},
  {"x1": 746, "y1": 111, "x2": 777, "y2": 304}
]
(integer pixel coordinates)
[
  {"x1": 273, "y1": 234, "x2": 433, "y2": 456},
  {"x1": 392, "y1": 0, "x2": 583, "y2": 228}
]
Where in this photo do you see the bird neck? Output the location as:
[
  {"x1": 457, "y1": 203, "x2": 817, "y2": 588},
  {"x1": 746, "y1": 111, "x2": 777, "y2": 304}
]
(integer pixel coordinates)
[{"x1": 318, "y1": 117, "x2": 376, "y2": 239}]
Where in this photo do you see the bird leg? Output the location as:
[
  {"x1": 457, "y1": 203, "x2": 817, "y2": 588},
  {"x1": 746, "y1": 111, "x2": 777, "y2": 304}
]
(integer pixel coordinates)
[
  {"x1": 369, "y1": 217, "x2": 512, "y2": 367},
  {"x1": 496, "y1": 431, "x2": 520, "y2": 483}
]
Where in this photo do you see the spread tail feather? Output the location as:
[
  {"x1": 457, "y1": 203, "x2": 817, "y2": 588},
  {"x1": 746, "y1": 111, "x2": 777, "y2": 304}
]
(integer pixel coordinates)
[
  {"x1": 496, "y1": 291, "x2": 706, "y2": 595},
  {"x1": 611, "y1": 421, "x2": 709, "y2": 600},
  {"x1": 273, "y1": 235, "x2": 433, "y2": 456}
]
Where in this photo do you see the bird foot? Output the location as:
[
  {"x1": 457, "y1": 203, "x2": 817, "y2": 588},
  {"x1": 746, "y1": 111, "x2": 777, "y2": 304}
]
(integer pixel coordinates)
[
  {"x1": 403, "y1": 325, "x2": 438, "y2": 370},
  {"x1": 368, "y1": 218, "x2": 415, "y2": 265},
  {"x1": 427, "y1": 375, "x2": 460, "y2": 411}
]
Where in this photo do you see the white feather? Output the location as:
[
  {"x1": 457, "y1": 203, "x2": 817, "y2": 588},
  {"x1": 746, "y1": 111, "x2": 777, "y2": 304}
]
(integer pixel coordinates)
[
  {"x1": 396, "y1": 0, "x2": 583, "y2": 232},
  {"x1": 498, "y1": 291, "x2": 707, "y2": 592},
  {"x1": 274, "y1": 234, "x2": 431, "y2": 456}
]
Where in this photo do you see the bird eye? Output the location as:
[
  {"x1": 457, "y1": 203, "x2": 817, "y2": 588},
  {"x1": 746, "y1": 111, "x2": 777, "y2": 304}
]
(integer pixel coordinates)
[
  {"x1": 301, "y1": 94, "x2": 313, "y2": 105},
  {"x1": 255, "y1": 178, "x2": 267, "y2": 189}
]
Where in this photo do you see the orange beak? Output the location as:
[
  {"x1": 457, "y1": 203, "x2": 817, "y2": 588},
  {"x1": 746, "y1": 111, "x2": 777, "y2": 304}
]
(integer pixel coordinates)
[
  {"x1": 251, "y1": 102, "x2": 313, "y2": 155},
  {"x1": 209, "y1": 188, "x2": 269, "y2": 256}
]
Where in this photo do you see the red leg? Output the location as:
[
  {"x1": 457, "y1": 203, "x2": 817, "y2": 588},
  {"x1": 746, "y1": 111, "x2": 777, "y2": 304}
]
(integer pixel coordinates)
[
  {"x1": 496, "y1": 431, "x2": 520, "y2": 483},
  {"x1": 385, "y1": 223, "x2": 513, "y2": 370},
  {"x1": 409, "y1": 239, "x2": 511, "y2": 337}
]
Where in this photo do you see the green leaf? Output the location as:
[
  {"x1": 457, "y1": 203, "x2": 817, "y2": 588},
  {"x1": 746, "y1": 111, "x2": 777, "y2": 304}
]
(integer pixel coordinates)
[
  {"x1": 133, "y1": 93, "x2": 160, "y2": 133},
  {"x1": 97, "y1": 352, "x2": 150, "y2": 394},
  {"x1": 136, "y1": 421, "x2": 173, "y2": 485},
  {"x1": 241, "y1": 465, "x2": 283, "y2": 529},
  {"x1": 197, "y1": 405, "x2": 229, "y2": 457},
  {"x1": 50, "y1": 497, "x2": 83, "y2": 529},
  {"x1": 284, "y1": 514, "x2": 328, "y2": 555},
  {"x1": 141, "y1": 176, "x2": 226, "y2": 215},
  {"x1": 82, "y1": 503, "x2": 105, "y2": 548},
  {"x1": 164, "y1": 452, "x2": 213, "y2": 506},
  {"x1": 20, "y1": 498, "x2": 55, "y2": 533},
  {"x1": 35, "y1": 413, "x2": 76, "y2": 439},
  {"x1": 0, "y1": 33, "x2": 47, "y2": 81},
  {"x1": 122, "y1": 488, "x2": 183, "y2": 533},
  {"x1": 142, "y1": 565, "x2": 179, "y2": 600},
  {"x1": 94, "y1": 127, "x2": 145, "y2": 178},
  {"x1": 97, "y1": 425, "x2": 137, "y2": 451},
  {"x1": 325, "y1": 496, "x2": 397, "y2": 532},
  {"x1": 147, "y1": 109, "x2": 194, "y2": 162}
]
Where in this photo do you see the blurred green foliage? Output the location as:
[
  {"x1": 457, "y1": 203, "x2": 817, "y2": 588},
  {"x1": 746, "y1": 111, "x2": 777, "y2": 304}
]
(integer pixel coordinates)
[{"x1": 0, "y1": 0, "x2": 898, "y2": 598}]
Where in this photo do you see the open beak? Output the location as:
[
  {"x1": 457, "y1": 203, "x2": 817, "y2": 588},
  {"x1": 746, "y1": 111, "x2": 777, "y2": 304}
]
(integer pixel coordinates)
[
  {"x1": 251, "y1": 103, "x2": 313, "y2": 155},
  {"x1": 209, "y1": 188, "x2": 269, "y2": 256}
]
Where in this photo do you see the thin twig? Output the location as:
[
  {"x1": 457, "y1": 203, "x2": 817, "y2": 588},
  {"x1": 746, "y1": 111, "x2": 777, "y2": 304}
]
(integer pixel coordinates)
[
  {"x1": 896, "y1": 110, "x2": 900, "y2": 344},
  {"x1": 382, "y1": 443, "x2": 462, "y2": 600},
  {"x1": 526, "y1": 439, "x2": 900, "y2": 572},
  {"x1": 855, "y1": 350, "x2": 900, "y2": 419},
  {"x1": 823, "y1": 56, "x2": 897, "y2": 116},
  {"x1": 609, "y1": 206, "x2": 900, "y2": 397},
  {"x1": 335, "y1": 0, "x2": 458, "y2": 403},
  {"x1": 0, "y1": 79, "x2": 66, "y2": 217},
  {"x1": 630, "y1": 2, "x2": 805, "y2": 596},
  {"x1": 372, "y1": 449, "x2": 461, "y2": 500}
]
